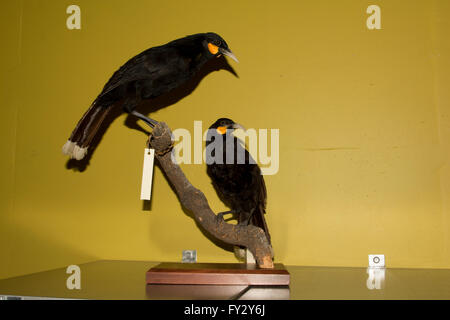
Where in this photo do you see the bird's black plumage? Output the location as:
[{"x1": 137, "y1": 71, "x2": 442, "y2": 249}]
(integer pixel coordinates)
[
  {"x1": 206, "y1": 118, "x2": 271, "y2": 244},
  {"x1": 63, "y1": 33, "x2": 237, "y2": 160}
]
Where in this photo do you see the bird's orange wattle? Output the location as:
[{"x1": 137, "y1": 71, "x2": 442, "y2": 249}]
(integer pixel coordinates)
[
  {"x1": 208, "y1": 43, "x2": 219, "y2": 55},
  {"x1": 216, "y1": 126, "x2": 227, "y2": 135}
]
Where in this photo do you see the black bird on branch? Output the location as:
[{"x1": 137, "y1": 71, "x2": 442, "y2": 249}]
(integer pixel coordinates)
[
  {"x1": 206, "y1": 118, "x2": 271, "y2": 247},
  {"x1": 62, "y1": 33, "x2": 238, "y2": 160}
]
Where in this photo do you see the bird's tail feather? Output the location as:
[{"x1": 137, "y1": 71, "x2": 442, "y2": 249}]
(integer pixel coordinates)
[
  {"x1": 233, "y1": 207, "x2": 272, "y2": 262},
  {"x1": 62, "y1": 101, "x2": 111, "y2": 160},
  {"x1": 251, "y1": 205, "x2": 271, "y2": 245}
]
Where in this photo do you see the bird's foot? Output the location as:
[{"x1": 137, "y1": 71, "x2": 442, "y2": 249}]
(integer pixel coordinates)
[
  {"x1": 237, "y1": 217, "x2": 251, "y2": 226},
  {"x1": 130, "y1": 110, "x2": 159, "y2": 128},
  {"x1": 216, "y1": 210, "x2": 235, "y2": 222}
]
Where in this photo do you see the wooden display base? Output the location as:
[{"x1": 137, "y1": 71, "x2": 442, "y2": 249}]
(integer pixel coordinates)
[{"x1": 146, "y1": 262, "x2": 290, "y2": 286}]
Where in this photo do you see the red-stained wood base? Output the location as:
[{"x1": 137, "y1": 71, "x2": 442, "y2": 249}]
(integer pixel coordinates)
[{"x1": 146, "y1": 262, "x2": 290, "y2": 286}]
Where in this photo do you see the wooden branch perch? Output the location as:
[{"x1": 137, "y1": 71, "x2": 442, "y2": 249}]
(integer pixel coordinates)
[{"x1": 148, "y1": 122, "x2": 274, "y2": 269}]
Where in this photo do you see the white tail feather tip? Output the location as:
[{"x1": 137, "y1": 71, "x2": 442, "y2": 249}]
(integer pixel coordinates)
[
  {"x1": 62, "y1": 140, "x2": 76, "y2": 156},
  {"x1": 234, "y1": 246, "x2": 246, "y2": 261},
  {"x1": 73, "y1": 145, "x2": 88, "y2": 160}
]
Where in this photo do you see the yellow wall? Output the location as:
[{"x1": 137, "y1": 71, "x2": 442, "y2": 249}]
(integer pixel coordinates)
[{"x1": 1, "y1": 0, "x2": 450, "y2": 279}]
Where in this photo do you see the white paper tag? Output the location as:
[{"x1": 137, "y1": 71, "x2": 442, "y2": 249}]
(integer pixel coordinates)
[{"x1": 140, "y1": 148, "x2": 155, "y2": 200}]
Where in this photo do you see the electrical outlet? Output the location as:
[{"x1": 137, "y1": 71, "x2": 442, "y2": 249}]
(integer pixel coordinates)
[{"x1": 368, "y1": 254, "x2": 385, "y2": 268}]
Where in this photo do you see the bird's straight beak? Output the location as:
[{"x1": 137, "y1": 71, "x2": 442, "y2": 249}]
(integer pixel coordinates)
[{"x1": 220, "y1": 48, "x2": 239, "y2": 63}]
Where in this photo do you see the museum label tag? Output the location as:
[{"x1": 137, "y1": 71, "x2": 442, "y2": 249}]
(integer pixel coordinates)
[{"x1": 140, "y1": 148, "x2": 155, "y2": 200}]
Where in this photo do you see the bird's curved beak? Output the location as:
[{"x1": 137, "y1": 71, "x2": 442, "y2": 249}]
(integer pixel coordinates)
[
  {"x1": 220, "y1": 48, "x2": 239, "y2": 63},
  {"x1": 231, "y1": 122, "x2": 246, "y2": 131}
]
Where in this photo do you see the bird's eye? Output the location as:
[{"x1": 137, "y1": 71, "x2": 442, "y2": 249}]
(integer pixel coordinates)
[{"x1": 214, "y1": 40, "x2": 221, "y2": 46}]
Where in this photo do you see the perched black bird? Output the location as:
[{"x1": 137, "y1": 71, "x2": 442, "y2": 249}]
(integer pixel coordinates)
[
  {"x1": 63, "y1": 32, "x2": 238, "y2": 160},
  {"x1": 206, "y1": 118, "x2": 271, "y2": 245}
]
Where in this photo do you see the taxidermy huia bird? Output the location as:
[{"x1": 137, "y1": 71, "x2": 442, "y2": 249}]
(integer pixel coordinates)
[
  {"x1": 62, "y1": 33, "x2": 238, "y2": 160},
  {"x1": 206, "y1": 118, "x2": 271, "y2": 248}
]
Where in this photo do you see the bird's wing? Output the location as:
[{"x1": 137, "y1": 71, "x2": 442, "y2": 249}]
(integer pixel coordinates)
[
  {"x1": 251, "y1": 166, "x2": 271, "y2": 244},
  {"x1": 97, "y1": 45, "x2": 193, "y2": 100},
  {"x1": 258, "y1": 172, "x2": 267, "y2": 212},
  {"x1": 97, "y1": 48, "x2": 160, "y2": 99},
  {"x1": 236, "y1": 136, "x2": 267, "y2": 212}
]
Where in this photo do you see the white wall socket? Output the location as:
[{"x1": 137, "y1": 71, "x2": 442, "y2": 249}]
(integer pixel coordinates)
[{"x1": 368, "y1": 254, "x2": 385, "y2": 267}]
